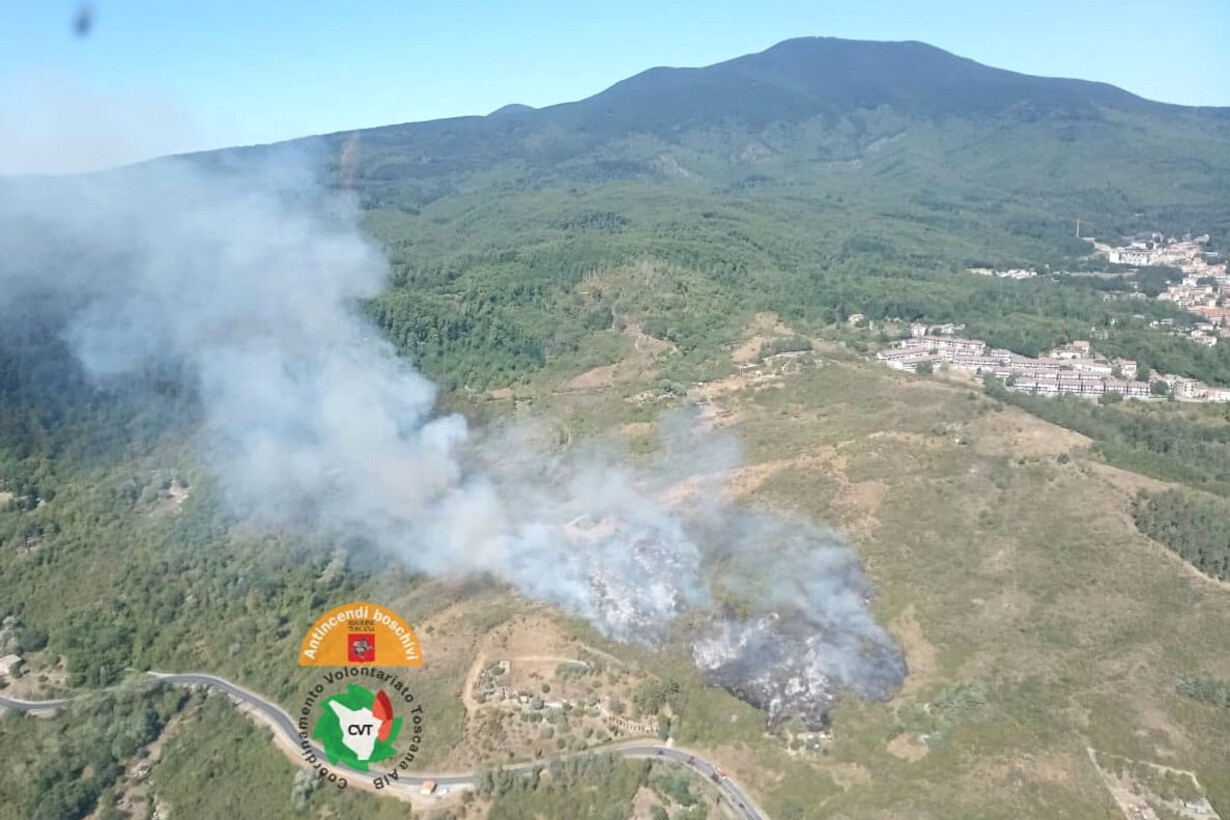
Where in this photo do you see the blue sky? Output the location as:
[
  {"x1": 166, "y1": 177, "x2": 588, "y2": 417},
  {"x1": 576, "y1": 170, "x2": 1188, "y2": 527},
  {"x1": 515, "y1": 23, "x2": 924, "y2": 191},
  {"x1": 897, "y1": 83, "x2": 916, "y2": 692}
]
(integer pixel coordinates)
[{"x1": 2, "y1": 0, "x2": 1228, "y2": 172}]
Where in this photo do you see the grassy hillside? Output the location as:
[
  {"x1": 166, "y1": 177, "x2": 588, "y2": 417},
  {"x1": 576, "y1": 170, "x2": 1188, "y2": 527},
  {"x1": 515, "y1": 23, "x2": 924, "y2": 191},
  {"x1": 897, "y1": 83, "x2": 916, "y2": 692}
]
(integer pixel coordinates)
[
  {"x1": 3, "y1": 308, "x2": 1230, "y2": 818},
  {"x1": 456, "y1": 325, "x2": 1230, "y2": 819}
]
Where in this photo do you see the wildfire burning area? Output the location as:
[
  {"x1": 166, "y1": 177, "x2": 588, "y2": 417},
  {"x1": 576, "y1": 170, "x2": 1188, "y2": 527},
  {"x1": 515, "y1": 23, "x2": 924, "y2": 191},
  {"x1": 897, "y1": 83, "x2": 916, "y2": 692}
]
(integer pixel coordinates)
[
  {"x1": 0, "y1": 157, "x2": 907, "y2": 729},
  {"x1": 693, "y1": 612, "x2": 908, "y2": 729},
  {"x1": 561, "y1": 505, "x2": 908, "y2": 728}
]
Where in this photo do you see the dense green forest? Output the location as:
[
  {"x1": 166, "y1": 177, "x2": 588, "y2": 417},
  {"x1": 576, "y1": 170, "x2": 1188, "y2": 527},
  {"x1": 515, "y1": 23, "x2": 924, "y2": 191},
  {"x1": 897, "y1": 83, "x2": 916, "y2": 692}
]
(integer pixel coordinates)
[
  {"x1": 0, "y1": 683, "x2": 190, "y2": 820},
  {"x1": 1132, "y1": 489, "x2": 1230, "y2": 582},
  {"x1": 343, "y1": 117, "x2": 1230, "y2": 390},
  {"x1": 360, "y1": 196, "x2": 1230, "y2": 392}
]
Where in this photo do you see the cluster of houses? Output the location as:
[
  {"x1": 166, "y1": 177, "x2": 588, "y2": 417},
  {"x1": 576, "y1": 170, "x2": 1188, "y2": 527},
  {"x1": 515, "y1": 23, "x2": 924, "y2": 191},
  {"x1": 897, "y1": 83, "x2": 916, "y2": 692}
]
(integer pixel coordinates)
[
  {"x1": 1154, "y1": 255, "x2": 1230, "y2": 346},
  {"x1": 1107, "y1": 232, "x2": 1214, "y2": 267},
  {"x1": 1103, "y1": 232, "x2": 1230, "y2": 346},
  {"x1": 877, "y1": 325, "x2": 1230, "y2": 402},
  {"x1": 863, "y1": 231, "x2": 1230, "y2": 400},
  {"x1": 961, "y1": 236, "x2": 1230, "y2": 352}
]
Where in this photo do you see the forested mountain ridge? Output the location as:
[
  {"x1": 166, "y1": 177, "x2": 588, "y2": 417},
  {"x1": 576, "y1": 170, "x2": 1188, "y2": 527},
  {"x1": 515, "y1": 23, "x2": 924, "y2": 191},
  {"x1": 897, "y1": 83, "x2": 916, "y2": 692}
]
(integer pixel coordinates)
[
  {"x1": 187, "y1": 36, "x2": 1226, "y2": 174},
  {"x1": 7, "y1": 37, "x2": 1230, "y2": 394},
  {"x1": 173, "y1": 36, "x2": 1230, "y2": 237}
]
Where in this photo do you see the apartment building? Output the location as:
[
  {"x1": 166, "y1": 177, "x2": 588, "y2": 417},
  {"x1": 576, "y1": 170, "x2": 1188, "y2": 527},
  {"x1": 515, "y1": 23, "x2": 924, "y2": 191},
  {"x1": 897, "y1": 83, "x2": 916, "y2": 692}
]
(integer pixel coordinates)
[
  {"x1": 1106, "y1": 379, "x2": 1152, "y2": 398},
  {"x1": 1069, "y1": 359, "x2": 1114, "y2": 376},
  {"x1": 876, "y1": 348, "x2": 937, "y2": 371},
  {"x1": 1111, "y1": 247, "x2": 1153, "y2": 265},
  {"x1": 930, "y1": 337, "x2": 986, "y2": 356},
  {"x1": 878, "y1": 336, "x2": 1173, "y2": 401}
]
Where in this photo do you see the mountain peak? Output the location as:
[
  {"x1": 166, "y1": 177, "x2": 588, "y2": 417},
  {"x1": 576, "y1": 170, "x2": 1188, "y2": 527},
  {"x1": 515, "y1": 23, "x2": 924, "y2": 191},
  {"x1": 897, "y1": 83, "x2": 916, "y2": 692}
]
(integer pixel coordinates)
[
  {"x1": 580, "y1": 35, "x2": 1154, "y2": 131},
  {"x1": 488, "y1": 103, "x2": 535, "y2": 117}
]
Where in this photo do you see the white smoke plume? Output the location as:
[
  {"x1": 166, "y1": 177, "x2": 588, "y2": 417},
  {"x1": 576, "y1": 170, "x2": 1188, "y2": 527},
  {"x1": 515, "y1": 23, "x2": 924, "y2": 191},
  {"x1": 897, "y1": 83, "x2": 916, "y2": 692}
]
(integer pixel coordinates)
[{"x1": 0, "y1": 157, "x2": 905, "y2": 723}]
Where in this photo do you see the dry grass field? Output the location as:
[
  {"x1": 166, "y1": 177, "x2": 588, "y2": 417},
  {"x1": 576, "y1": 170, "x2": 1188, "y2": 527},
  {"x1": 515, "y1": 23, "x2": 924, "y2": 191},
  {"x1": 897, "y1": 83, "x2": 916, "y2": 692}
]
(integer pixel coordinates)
[{"x1": 486, "y1": 317, "x2": 1230, "y2": 820}]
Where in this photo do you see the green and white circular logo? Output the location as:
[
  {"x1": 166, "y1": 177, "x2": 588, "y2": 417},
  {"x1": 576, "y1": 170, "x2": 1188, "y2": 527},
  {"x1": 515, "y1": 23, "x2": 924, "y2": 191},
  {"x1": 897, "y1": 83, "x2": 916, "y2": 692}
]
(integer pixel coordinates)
[{"x1": 312, "y1": 683, "x2": 403, "y2": 771}]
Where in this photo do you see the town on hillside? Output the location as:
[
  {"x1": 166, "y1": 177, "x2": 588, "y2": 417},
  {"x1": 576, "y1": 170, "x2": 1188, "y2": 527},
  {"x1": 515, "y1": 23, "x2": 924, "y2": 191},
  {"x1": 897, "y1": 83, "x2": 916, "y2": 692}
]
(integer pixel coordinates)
[
  {"x1": 875, "y1": 232, "x2": 1230, "y2": 402},
  {"x1": 1103, "y1": 232, "x2": 1218, "y2": 270},
  {"x1": 1104, "y1": 232, "x2": 1230, "y2": 346},
  {"x1": 976, "y1": 233, "x2": 1223, "y2": 297}
]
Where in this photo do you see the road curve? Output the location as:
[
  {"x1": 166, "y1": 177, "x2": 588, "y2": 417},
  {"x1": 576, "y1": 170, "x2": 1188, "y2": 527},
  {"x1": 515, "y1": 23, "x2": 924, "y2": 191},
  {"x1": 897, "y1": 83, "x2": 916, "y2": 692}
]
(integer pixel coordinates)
[
  {"x1": 0, "y1": 693, "x2": 72, "y2": 714},
  {"x1": 1, "y1": 672, "x2": 769, "y2": 820}
]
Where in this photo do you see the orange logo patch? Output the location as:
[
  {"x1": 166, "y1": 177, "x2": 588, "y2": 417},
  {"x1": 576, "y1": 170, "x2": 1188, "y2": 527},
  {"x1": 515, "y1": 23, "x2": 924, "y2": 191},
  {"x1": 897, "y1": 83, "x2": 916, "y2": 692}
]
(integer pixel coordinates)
[{"x1": 299, "y1": 602, "x2": 422, "y2": 667}]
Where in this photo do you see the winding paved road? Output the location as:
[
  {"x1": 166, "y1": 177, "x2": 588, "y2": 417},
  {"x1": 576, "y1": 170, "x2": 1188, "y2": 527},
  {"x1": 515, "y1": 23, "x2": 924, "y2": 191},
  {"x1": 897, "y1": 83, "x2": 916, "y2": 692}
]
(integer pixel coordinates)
[
  {"x1": 0, "y1": 693, "x2": 72, "y2": 714},
  {"x1": 0, "y1": 672, "x2": 768, "y2": 820}
]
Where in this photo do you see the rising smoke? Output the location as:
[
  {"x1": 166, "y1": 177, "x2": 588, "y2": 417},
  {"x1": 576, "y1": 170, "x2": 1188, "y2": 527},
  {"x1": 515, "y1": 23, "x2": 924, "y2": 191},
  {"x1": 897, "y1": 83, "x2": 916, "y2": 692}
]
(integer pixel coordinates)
[{"x1": 0, "y1": 157, "x2": 905, "y2": 726}]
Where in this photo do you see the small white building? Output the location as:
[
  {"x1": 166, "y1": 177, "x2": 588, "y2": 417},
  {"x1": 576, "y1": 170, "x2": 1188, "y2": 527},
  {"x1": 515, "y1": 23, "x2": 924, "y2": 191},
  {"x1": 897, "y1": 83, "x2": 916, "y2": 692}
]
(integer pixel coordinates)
[
  {"x1": 930, "y1": 323, "x2": 965, "y2": 336},
  {"x1": 0, "y1": 654, "x2": 22, "y2": 678},
  {"x1": 1111, "y1": 248, "x2": 1153, "y2": 266},
  {"x1": 1183, "y1": 798, "x2": 1213, "y2": 815},
  {"x1": 1113, "y1": 358, "x2": 1138, "y2": 379},
  {"x1": 1174, "y1": 379, "x2": 1205, "y2": 399}
]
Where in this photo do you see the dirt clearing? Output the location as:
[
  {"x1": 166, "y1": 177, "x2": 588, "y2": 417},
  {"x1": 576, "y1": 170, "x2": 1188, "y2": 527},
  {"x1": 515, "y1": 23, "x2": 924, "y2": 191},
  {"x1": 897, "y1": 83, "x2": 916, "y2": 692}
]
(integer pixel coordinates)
[{"x1": 887, "y1": 733, "x2": 929, "y2": 762}]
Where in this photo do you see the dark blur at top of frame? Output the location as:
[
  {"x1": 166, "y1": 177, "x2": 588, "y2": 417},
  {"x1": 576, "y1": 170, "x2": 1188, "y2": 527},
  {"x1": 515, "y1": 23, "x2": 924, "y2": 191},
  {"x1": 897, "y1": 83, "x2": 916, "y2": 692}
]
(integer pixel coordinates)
[{"x1": 74, "y1": 3, "x2": 94, "y2": 38}]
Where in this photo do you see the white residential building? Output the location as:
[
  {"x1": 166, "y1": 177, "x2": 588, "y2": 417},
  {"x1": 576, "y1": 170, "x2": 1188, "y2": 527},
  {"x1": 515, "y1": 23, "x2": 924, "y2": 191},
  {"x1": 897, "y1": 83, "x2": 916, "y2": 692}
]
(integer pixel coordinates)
[
  {"x1": 931, "y1": 337, "x2": 986, "y2": 357},
  {"x1": 1113, "y1": 359, "x2": 1138, "y2": 379},
  {"x1": 1111, "y1": 248, "x2": 1153, "y2": 265},
  {"x1": 1068, "y1": 359, "x2": 1114, "y2": 376}
]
